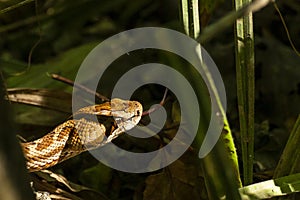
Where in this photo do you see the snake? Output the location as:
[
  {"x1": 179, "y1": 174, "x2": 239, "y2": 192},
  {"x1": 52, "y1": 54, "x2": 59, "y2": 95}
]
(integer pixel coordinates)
[{"x1": 20, "y1": 98, "x2": 143, "y2": 172}]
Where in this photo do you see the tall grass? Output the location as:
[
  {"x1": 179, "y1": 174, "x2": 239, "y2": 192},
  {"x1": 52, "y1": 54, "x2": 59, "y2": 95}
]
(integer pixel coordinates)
[
  {"x1": 234, "y1": 0, "x2": 255, "y2": 186},
  {"x1": 180, "y1": 0, "x2": 242, "y2": 199},
  {"x1": 180, "y1": 0, "x2": 300, "y2": 199}
]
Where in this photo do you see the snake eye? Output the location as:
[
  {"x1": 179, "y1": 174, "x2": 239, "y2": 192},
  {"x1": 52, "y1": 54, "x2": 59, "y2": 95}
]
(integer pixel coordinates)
[{"x1": 137, "y1": 110, "x2": 140, "y2": 116}]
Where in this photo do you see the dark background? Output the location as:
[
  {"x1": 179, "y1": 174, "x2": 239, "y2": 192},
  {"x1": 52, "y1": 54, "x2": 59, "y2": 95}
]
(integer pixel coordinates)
[{"x1": 1, "y1": 0, "x2": 299, "y2": 199}]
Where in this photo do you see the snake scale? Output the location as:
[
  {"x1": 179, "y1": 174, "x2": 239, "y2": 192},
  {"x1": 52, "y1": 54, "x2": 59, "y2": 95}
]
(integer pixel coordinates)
[{"x1": 20, "y1": 98, "x2": 143, "y2": 172}]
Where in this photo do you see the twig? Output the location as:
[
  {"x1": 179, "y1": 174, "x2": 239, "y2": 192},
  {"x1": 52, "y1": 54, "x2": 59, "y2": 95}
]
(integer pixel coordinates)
[
  {"x1": 50, "y1": 73, "x2": 109, "y2": 102},
  {"x1": 142, "y1": 88, "x2": 168, "y2": 116},
  {"x1": 0, "y1": 0, "x2": 34, "y2": 15}
]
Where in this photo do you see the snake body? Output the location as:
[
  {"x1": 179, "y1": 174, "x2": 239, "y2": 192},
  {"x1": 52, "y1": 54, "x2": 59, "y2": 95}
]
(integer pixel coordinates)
[{"x1": 21, "y1": 99, "x2": 143, "y2": 172}]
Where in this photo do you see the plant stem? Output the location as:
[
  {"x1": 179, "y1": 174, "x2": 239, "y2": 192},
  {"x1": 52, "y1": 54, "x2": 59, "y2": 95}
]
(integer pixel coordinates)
[
  {"x1": 180, "y1": 0, "x2": 242, "y2": 198},
  {"x1": 234, "y1": 0, "x2": 255, "y2": 185},
  {"x1": 0, "y1": 0, "x2": 34, "y2": 15},
  {"x1": 274, "y1": 115, "x2": 300, "y2": 178}
]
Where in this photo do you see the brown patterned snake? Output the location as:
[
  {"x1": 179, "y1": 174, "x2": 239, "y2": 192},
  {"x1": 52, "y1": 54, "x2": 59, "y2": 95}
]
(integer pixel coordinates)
[{"x1": 20, "y1": 98, "x2": 143, "y2": 172}]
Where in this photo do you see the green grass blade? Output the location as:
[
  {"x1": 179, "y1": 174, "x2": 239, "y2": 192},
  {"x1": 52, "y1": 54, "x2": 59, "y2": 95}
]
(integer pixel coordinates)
[
  {"x1": 180, "y1": 0, "x2": 190, "y2": 35},
  {"x1": 0, "y1": 0, "x2": 34, "y2": 15},
  {"x1": 180, "y1": 0, "x2": 242, "y2": 198},
  {"x1": 274, "y1": 115, "x2": 300, "y2": 178},
  {"x1": 234, "y1": 0, "x2": 255, "y2": 185},
  {"x1": 239, "y1": 173, "x2": 300, "y2": 199}
]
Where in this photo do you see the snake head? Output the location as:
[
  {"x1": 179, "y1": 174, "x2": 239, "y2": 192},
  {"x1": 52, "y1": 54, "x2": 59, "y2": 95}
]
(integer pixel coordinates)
[
  {"x1": 73, "y1": 98, "x2": 143, "y2": 132},
  {"x1": 110, "y1": 98, "x2": 143, "y2": 131}
]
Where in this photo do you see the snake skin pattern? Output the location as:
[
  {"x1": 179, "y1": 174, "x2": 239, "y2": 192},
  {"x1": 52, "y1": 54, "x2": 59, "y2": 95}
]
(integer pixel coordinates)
[{"x1": 21, "y1": 99, "x2": 143, "y2": 172}]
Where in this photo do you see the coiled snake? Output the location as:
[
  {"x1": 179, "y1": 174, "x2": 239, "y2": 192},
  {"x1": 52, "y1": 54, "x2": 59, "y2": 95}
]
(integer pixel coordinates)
[{"x1": 20, "y1": 98, "x2": 143, "y2": 172}]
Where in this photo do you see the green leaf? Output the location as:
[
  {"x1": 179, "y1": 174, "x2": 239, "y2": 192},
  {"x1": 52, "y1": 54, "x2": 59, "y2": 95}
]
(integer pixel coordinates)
[
  {"x1": 3, "y1": 42, "x2": 98, "y2": 89},
  {"x1": 239, "y1": 173, "x2": 300, "y2": 199}
]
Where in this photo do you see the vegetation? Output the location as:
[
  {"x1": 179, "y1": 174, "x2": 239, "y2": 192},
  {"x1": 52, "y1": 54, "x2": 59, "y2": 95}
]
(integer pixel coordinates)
[{"x1": 0, "y1": 0, "x2": 299, "y2": 199}]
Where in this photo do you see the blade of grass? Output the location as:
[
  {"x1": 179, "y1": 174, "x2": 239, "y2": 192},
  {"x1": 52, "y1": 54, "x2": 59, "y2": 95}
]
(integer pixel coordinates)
[
  {"x1": 191, "y1": 0, "x2": 200, "y2": 39},
  {"x1": 180, "y1": 0, "x2": 242, "y2": 198},
  {"x1": 0, "y1": 0, "x2": 34, "y2": 15},
  {"x1": 274, "y1": 115, "x2": 300, "y2": 178},
  {"x1": 239, "y1": 173, "x2": 300, "y2": 199},
  {"x1": 0, "y1": 71, "x2": 35, "y2": 199},
  {"x1": 273, "y1": 115, "x2": 300, "y2": 200},
  {"x1": 198, "y1": 0, "x2": 271, "y2": 44},
  {"x1": 234, "y1": 0, "x2": 255, "y2": 185},
  {"x1": 180, "y1": 0, "x2": 190, "y2": 36}
]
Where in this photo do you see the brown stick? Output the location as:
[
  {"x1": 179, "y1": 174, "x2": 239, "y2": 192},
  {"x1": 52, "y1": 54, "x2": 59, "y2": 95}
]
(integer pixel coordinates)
[
  {"x1": 50, "y1": 73, "x2": 110, "y2": 102},
  {"x1": 142, "y1": 88, "x2": 168, "y2": 116}
]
